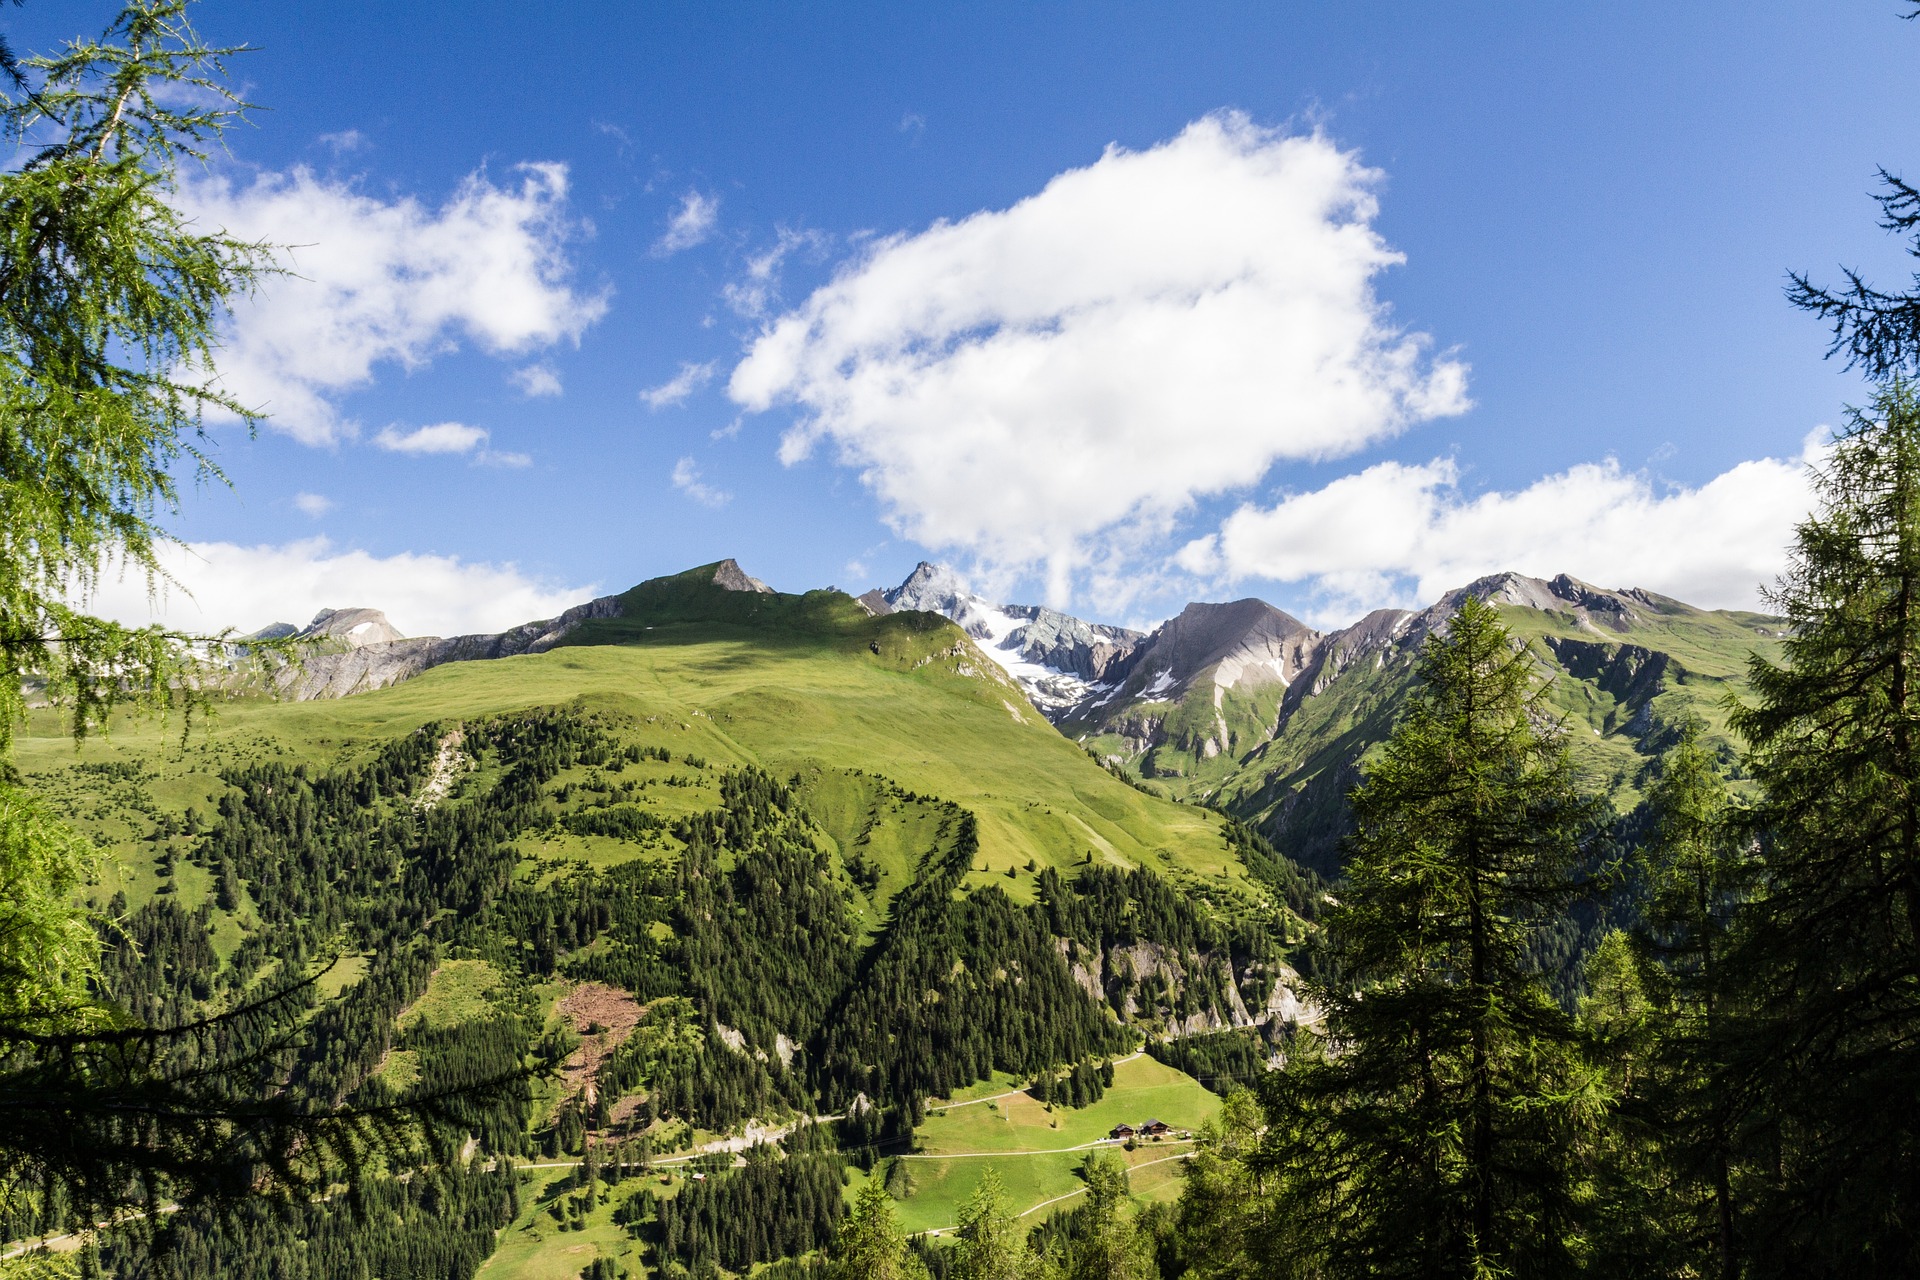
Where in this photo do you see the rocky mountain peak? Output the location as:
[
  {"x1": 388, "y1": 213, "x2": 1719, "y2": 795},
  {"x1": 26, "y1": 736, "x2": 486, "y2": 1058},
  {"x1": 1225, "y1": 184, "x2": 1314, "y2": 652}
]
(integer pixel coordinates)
[
  {"x1": 300, "y1": 607, "x2": 406, "y2": 648},
  {"x1": 1436, "y1": 571, "x2": 1656, "y2": 635},
  {"x1": 884, "y1": 562, "x2": 1005, "y2": 641},
  {"x1": 711, "y1": 559, "x2": 774, "y2": 594}
]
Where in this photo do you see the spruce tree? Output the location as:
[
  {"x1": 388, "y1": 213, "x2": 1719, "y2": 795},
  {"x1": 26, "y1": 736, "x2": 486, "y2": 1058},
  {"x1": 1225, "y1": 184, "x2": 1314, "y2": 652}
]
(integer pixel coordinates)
[
  {"x1": 832, "y1": 1177, "x2": 928, "y2": 1280},
  {"x1": 952, "y1": 1169, "x2": 1054, "y2": 1280},
  {"x1": 1621, "y1": 724, "x2": 1752, "y2": 1278},
  {"x1": 1259, "y1": 595, "x2": 1606, "y2": 1278},
  {"x1": 1062, "y1": 1153, "x2": 1149, "y2": 1280},
  {"x1": 1725, "y1": 380, "x2": 1920, "y2": 1272}
]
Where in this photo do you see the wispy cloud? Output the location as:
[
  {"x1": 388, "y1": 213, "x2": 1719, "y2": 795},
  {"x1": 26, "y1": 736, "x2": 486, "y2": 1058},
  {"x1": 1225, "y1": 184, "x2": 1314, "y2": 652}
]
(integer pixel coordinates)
[
  {"x1": 654, "y1": 189, "x2": 720, "y2": 255},
  {"x1": 510, "y1": 363, "x2": 563, "y2": 397},
  {"x1": 671, "y1": 457, "x2": 730, "y2": 507},
  {"x1": 594, "y1": 120, "x2": 634, "y2": 158},
  {"x1": 723, "y1": 227, "x2": 829, "y2": 319},
  {"x1": 899, "y1": 112, "x2": 926, "y2": 145},
  {"x1": 374, "y1": 422, "x2": 490, "y2": 455},
  {"x1": 640, "y1": 360, "x2": 717, "y2": 410},
  {"x1": 293, "y1": 492, "x2": 334, "y2": 517},
  {"x1": 316, "y1": 128, "x2": 367, "y2": 154}
]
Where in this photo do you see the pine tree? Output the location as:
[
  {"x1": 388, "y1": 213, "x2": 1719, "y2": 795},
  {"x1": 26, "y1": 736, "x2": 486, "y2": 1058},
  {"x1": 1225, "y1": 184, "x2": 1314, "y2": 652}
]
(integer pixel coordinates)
[
  {"x1": 1054, "y1": 1151, "x2": 1149, "y2": 1280},
  {"x1": 952, "y1": 1169, "x2": 1054, "y2": 1280},
  {"x1": 1618, "y1": 724, "x2": 1752, "y2": 1278},
  {"x1": 1257, "y1": 595, "x2": 1606, "y2": 1278},
  {"x1": 832, "y1": 1177, "x2": 928, "y2": 1280},
  {"x1": 1724, "y1": 380, "x2": 1920, "y2": 1271}
]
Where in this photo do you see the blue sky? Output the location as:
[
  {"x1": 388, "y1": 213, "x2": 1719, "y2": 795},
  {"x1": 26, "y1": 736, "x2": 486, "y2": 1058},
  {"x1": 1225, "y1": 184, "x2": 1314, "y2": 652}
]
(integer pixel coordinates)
[{"x1": 29, "y1": 1, "x2": 1920, "y2": 636}]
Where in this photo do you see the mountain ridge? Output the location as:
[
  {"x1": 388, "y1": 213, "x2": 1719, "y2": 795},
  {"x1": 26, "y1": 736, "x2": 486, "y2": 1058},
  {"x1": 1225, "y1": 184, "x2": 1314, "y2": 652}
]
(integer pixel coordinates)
[{"x1": 240, "y1": 555, "x2": 1784, "y2": 872}]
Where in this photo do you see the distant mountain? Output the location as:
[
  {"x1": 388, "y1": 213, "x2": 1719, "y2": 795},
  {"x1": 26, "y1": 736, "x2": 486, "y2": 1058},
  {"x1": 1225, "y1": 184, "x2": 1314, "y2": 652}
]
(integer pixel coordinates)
[
  {"x1": 249, "y1": 560, "x2": 769, "y2": 699},
  {"x1": 240, "y1": 555, "x2": 1785, "y2": 874},
  {"x1": 867, "y1": 564, "x2": 1786, "y2": 873},
  {"x1": 863, "y1": 561, "x2": 1147, "y2": 717}
]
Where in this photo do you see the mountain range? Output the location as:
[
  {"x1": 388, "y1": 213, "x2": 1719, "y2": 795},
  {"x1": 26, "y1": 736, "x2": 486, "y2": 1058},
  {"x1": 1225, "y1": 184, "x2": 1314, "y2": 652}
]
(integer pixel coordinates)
[
  {"x1": 30, "y1": 554, "x2": 1792, "y2": 1275},
  {"x1": 242, "y1": 558, "x2": 1784, "y2": 873}
]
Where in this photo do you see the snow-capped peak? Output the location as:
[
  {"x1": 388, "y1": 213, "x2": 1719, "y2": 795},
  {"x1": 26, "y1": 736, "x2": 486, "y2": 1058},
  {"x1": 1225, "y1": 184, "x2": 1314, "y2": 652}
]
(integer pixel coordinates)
[{"x1": 877, "y1": 563, "x2": 1144, "y2": 720}]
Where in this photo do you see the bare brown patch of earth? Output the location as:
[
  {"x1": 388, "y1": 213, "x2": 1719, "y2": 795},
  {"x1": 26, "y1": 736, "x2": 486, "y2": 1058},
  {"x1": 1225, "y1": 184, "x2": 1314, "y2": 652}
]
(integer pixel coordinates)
[{"x1": 556, "y1": 982, "x2": 645, "y2": 1102}]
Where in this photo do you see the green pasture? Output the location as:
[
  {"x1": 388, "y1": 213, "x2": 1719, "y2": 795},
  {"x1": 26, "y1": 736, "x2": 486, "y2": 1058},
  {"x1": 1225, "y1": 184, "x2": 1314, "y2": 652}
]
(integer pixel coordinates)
[
  {"x1": 886, "y1": 1053, "x2": 1221, "y2": 1234},
  {"x1": 477, "y1": 1166, "x2": 649, "y2": 1280}
]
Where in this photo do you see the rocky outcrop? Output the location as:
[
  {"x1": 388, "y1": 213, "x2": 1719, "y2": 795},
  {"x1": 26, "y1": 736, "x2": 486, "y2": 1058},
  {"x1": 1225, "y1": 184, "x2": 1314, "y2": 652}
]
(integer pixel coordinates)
[
  {"x1": 265, "y1": 592, "x2": 626, "y2": 700},
  {"x1": 248, "y1": 558, "x2": 795, "y2": 702},
  {"x1": 711, "y1": 558, "x2": 774, "y2": 594}
]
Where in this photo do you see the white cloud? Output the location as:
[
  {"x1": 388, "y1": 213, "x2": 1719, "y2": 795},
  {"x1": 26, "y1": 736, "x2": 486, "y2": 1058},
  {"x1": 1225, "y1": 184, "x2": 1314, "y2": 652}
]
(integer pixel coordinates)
[
  {"x1": 730, "y1": 113, "x2": 1468, "y2": 604},
  {"x1": 671, "y1": 457, "x2": 730, "y2": 507},
  {"x1": 477, "y1": 448, "x2": 533, "y2": 469},
  {"x1": 640, "y1": 361, "x2": 717, "y2": 410},
  {"x1": 511, "y1": 363, "x2": 563, "y2": 397},
  {"x1": 181, "y1": 162, "x2": 607, "y2": 445},
  {"x1": 316, "y1": 129, "x2": 366, "y2": 154},
  {"x1": 374, "y1": 421, "x2": 489, "y2": 455},
  {"x1": 1179, "y1": 433, "x2": 1827, "y2": 624},
  {"x1": 78, "y1": 537, "x2": 595, "y2": 638},
  {"x1": 654, "y1": 189, "x2": 719, "y2": 255},
  {"x1": 723, "y1": 227, "x2": 828, "y2": 319},
  {"x1": 293, "y1": 492, "x2": 333, "y2": 517}
]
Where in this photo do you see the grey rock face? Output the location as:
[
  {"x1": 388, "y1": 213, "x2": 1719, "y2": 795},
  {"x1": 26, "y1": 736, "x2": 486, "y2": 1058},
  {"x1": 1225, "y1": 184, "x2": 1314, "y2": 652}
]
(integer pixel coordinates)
[
  {"x1": 1109, "y1": 599, "x2": 1319, "y2": 701},
  {"x1": 267, "y1": 593, "x2": 625, "y2": 701},
  {"x1": 997, "y1": 604, "x2": 1145, "y2": 682},
  {"x1": 298, "y1": 607, "x2": 407, "y2": 648},
  {"x1": 711, "y1": 558, "x2": 774, "y2": 594}
]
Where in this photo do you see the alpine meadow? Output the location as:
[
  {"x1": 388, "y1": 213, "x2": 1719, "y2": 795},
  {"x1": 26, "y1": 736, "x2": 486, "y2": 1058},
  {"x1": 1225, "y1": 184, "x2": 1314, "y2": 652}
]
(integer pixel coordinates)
[{"x1": 5, "y1": 3, "x2": 1920, "y2": 1279}]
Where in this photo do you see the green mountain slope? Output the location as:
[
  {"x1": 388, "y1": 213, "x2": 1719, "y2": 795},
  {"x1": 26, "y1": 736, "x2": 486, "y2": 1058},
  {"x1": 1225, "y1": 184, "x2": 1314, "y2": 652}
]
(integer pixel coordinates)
[
  {"x1": 1072, "y1": 572, "x2": 1783, "y2": 874},
  {"x1": 33, "y1": 565, "x2": 1315, "y2": 1276}
]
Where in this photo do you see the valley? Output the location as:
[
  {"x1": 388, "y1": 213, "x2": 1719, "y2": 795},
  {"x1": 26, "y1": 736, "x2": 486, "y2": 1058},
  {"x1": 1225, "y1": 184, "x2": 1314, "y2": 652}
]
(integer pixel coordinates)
[
  {"x1": 20, "y1": 556, "x2": 1788, "y2": 1276},
  {"x1": 25, "y1": 562, "x2": 1317, "y2": 1277}
]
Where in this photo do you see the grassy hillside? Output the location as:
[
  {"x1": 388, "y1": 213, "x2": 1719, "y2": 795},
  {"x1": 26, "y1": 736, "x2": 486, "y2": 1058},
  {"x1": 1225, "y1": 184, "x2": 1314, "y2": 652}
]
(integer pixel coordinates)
[
  {"x1": 23, "y1": 569, "x2": 1312, "y2": 1277},
  {"x1": 20, "y1": 576, "x2": 1239, "y2": 916}
]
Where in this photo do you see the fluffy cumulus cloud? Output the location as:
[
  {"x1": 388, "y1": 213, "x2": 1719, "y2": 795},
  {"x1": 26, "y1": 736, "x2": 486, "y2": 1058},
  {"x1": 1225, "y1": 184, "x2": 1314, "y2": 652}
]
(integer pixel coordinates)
[
  {"x1": 181, "y1": 162, "x2": 607, "y2": 445},
  {"x1": 80, "y1": 538, "x2": 595, "y2": 638},
  {"x1": 1178, "y1": 434, "x2": 1827, "y2": 623},
  {"x1": 730, "y1": 113, "x2": 1469, "y2": 603}
]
